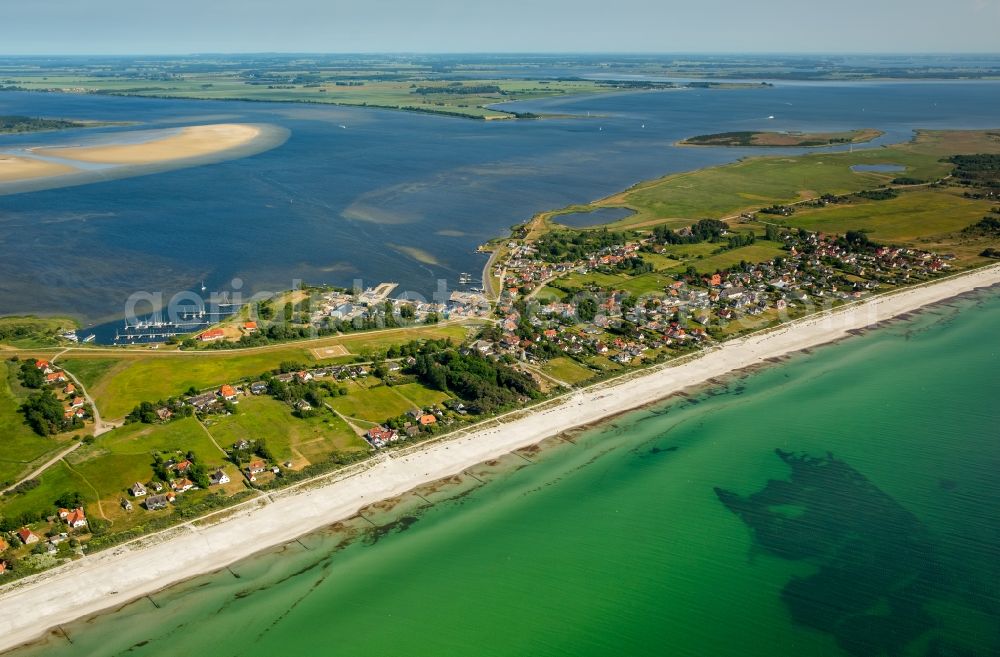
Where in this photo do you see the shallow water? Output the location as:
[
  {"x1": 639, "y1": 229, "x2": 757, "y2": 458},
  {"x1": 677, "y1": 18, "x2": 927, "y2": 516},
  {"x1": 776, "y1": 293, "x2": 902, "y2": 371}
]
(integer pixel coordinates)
[
  {"x1": 1, "y1": 81, "x2": 1000, "y2": 325},
  {"x1": 11, "y1": 287, "x2": 1000, "y2": 657}
]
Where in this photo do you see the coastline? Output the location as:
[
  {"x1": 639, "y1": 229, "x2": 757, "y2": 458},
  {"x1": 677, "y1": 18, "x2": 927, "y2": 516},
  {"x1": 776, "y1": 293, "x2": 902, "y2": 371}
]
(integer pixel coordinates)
[{"x1": 1, "y1": 263, "x2": 999, "y2": 653}]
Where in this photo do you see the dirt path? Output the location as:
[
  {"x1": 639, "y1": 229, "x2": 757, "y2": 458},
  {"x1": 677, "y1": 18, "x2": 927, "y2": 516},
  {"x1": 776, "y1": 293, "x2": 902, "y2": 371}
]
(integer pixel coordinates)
[{"x1": 0, "y1": 442, "x2": 84, "y2": 495}]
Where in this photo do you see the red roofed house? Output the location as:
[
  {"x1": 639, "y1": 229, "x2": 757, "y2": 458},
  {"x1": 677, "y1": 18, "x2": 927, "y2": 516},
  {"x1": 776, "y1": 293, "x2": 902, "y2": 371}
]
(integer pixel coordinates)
[
  {"x1": 64, "y1": 406, "x2": 85, "y2": 419},
  {"x1": 46, "y1": 371, "x2": 68, "y2": 384},
  {"x1": 171, "y1": 460, "x2": 193, "y2": 473},
  {"x1": 245, "y1": 460, "x2": 267, "y2": 481},
  {"x1": 0, "y1": 561, "x2": 7, "y2": 575},
  {"x1": 243, "y1": 321, "x2": 258, "y2": 334},
  {"x1": 419, "y1": 414, "x2": 437, "y2": 426},
  {"x1": 34, "y1": 360, "x2": 52, "y2": 373},
  {"x1": 366, "y1": 426, "x2": 397, "y2": 447},
  {"x1": 64, "y1": 507, "x2": 88, "y2": 530},
  {"x1": 198, "y1": 328, "x2": 225, "y2": 342},
  {"x1": 219, "y1": 385, "x2": 238, "y2": 401},
  {"x1": 171, "y1": 478, "x2": 195, "y2": 493},
  {"x1": 17, "y1": 528, "x2": 39, "y2": 545},
  {"x1": 63, "y1": 383, "x2": 76, "y2": 395},
  {"x1": 0, "y1": 537, "x2": 8, "y2": 552},
  {"x1": 709, "y1": 273, "x2": 722, "y2": 287}
]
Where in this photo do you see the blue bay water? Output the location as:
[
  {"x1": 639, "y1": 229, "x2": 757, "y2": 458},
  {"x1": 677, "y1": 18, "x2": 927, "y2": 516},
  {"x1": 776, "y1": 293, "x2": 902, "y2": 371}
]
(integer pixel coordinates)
[
  {"x1": 1, "y1": 81, "x2": 1000, "y2": 328},
  {"x1": 9, "y1": 287, "x2": 1000, "y2": 657}
]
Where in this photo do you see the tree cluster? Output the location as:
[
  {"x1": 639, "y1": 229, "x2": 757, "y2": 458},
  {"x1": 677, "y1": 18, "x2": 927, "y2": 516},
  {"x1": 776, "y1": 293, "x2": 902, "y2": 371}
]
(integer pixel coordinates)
[
  {"x1": 963, "y1": 215, "x2": 1000, "y2": 236},
  {"x1": 856, "y1": 188, "x2": 899, "y2": 201},
  {"x1": 17, "y1": 362, "x2": 44, "y2": 388},
  {"x1": 536, "y1": 229, "x2": 629, "y2": 262},
  {"x1": 407, "y1": 347, "x2": 540, "y2": 414},
  {"x1": 652, "y1": 219, "x2": 729, "y2": 245},
  {"x1": 19, "y1": 390, "x2": 81, "y2": 436},
  {"x1": 949, "y1": 154, "x2": 1000, "y2": 188}
]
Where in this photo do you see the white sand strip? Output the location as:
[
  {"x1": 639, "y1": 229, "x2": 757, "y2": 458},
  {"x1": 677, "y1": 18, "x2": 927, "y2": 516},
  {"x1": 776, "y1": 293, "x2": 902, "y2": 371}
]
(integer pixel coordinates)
[{"x1": 1, "y1": 263, "x2": 998, "y2": 653}]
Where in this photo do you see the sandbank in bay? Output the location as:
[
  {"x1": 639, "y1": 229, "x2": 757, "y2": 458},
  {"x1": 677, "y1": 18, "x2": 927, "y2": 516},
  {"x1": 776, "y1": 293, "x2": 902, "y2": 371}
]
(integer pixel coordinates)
[{"x1": 0, "y1": 123, "x2": 289, "y2": 195}]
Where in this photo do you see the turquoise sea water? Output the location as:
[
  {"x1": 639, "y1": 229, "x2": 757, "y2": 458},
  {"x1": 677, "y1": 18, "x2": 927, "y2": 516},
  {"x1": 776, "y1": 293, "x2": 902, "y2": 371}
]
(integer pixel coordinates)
[{"x1": 8, "y1": 288, "x2": 1000, "y2": 657}]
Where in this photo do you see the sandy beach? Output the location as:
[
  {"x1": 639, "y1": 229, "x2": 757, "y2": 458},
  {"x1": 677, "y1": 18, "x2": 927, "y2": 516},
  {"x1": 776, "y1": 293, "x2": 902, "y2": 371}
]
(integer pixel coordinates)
[
  {"x1": 35, "y1": 123, "x2": 263, "y2": 165},
  {"x1": 1, "y1": 264, "x2": 998, "y2": 653},
  {"x1": 0, "y1": 155, "x2": 77, "y2": 182}
]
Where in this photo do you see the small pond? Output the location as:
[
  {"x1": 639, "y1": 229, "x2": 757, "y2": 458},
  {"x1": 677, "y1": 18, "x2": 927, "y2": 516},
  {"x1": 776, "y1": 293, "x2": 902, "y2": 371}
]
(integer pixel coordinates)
[
  {"x1": 555, "y1": 206, "x2": 635, "y2": 228},
  {"x1": 851, "y1": 164, "x2": 906, "y2": 173}
]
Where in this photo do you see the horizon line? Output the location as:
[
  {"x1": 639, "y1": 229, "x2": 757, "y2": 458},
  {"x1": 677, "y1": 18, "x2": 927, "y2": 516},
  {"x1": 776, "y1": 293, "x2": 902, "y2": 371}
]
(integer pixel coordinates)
[{"x1": 2, "y1": 50, "x2": 1000, "y2": 58}]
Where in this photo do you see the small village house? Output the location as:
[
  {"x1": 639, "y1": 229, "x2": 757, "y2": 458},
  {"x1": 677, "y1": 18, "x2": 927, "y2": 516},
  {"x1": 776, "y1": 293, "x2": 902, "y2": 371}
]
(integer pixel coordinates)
[
  {"x1": 59, "y1": 507, "x2": 88, "y2": 529},
  {"x1": 198, "y1": 328, "x2": 225, "y2": 342},
  {"x1": 17, "y1": 528, "x2": 39, "y2": 545},
  {"x1": 210, "y1": 469, "x2": 230, "y2": 486},
  {"x1": 145, "y1": 493, "x2": 175, "y2": 510}
]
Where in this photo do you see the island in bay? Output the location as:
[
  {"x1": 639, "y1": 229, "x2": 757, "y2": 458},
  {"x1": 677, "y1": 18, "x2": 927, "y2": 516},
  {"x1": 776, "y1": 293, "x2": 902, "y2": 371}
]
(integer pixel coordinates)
[{"x1": 678, "y1": 128, "x2": 884, "y2": 147}]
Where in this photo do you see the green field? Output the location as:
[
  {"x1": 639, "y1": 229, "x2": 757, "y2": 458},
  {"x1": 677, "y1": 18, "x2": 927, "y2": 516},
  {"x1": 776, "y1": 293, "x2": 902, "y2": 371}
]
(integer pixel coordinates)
[
  {"x1": 0, "y1": 315, "x2": 77, "y2": 348},
  {"x1": 0, "y1": 460, "x2": 95, "y2": 521},
  {"x1": 608, "y1": 148, "x2": 948, "y2": 227},
  {"x1": 781, "y1": 189, "x2": 994, "y2": 242},
  {"x1": 540, "y1": 357, "x2": 596, "y2": 385},
  {"x1": 682, "y1": 243, "x2": 788, "y2": 274},
  {"x1": 557, "y1": 270, "x2": 677, "y2": 296},
  {"x1": 58, "y1": 358, "x2": 118, "y2": 390},
  {"x1": 60, "y1": 323, "x2": 472, "y2": 420},
  {"x1": 389, "y1": 382, "x2": 452, "y2": 409},
  {"x1": 640, "y1": 253, "x2": 684, "y2": 271},
  {"x1": 0, "y1": 361, "x2": 74, "y2": 486},
  {"x1": 327, "y1": 380, "x2": 416, "y2": 424},
  {"x1": 202, "y1": 396, "x2": 366, "y2": 465},
  {"x1": 67, "y1": 417, "x2": 223, "y2": 493},
  {"x1": 545, "y1": 130, "x2": 1000, "y2": 233}
]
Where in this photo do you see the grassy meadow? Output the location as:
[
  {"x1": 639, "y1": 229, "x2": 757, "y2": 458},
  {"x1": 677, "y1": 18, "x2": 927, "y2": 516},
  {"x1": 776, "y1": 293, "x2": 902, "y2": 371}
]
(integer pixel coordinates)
[
  {"x1": 59, "y1": 323, "x2": 472, "y2": 420},
  {"x1": 781, "y1": 189, "x2": 993, "y2": 242},
  {"x1": 544, "y1": 130, "x2": 1000, "y2": 232},
  {"x1": 202, "y1": 395, "x2": 366, "y2": 466},
  {"x1": 0, "y1": 361, "x2": 78, "y2": 486}
]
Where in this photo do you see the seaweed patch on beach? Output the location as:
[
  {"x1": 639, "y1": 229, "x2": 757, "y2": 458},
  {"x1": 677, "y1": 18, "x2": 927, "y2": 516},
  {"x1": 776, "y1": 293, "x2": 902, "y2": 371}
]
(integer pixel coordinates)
[{"x1": 715, "y1": 449, "x2": 949, "y2": 657}]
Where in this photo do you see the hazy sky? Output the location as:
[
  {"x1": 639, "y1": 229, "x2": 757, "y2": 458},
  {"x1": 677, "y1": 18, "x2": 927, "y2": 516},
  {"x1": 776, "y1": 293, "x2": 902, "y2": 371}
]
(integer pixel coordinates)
[{"x1": 3, "y1": 0, "x2": 999, "y2": 54}]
